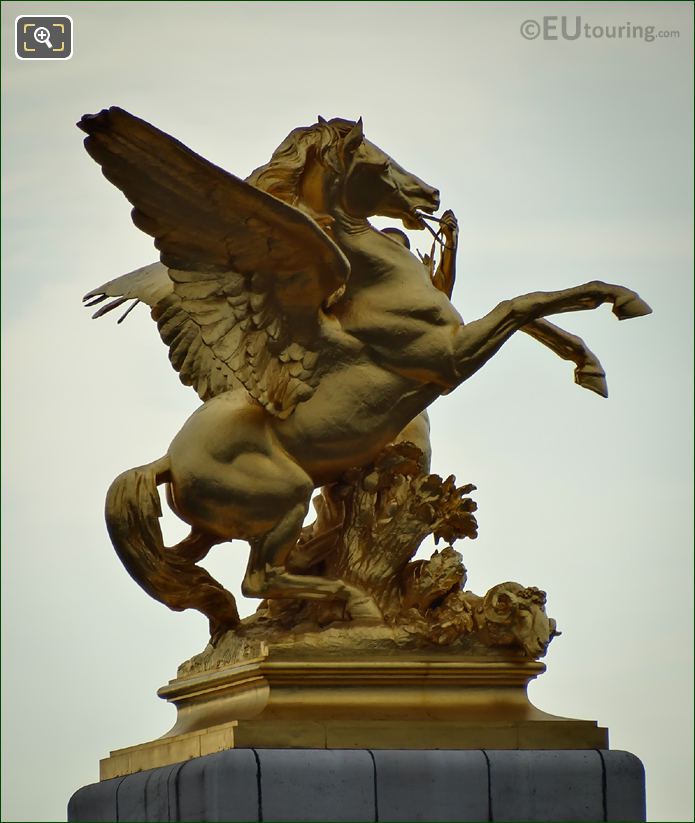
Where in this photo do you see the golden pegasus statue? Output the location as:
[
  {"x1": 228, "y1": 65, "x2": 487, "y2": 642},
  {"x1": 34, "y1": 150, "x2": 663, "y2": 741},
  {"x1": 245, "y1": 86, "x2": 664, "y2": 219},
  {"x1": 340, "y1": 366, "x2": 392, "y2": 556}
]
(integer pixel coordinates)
[{"x1": 79, "y1": 107, "x2": 651, "y2": 644}]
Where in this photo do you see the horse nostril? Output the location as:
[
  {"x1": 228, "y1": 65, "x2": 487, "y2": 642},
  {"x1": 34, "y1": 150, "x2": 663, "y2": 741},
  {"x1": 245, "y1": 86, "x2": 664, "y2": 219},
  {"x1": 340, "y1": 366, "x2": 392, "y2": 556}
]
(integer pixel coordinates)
[{"x1": 431, "y1": 189, "x2": 440, "y2": 203}]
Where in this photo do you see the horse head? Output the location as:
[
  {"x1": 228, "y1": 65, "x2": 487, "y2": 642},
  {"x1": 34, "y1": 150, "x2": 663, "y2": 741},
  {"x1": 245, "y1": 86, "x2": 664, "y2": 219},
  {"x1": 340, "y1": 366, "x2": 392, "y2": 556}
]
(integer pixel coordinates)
[
  {"x1": 335, "y1": 118, "x2": 440, "y2": 229},
  {"x1": 246, "y1": 117, "x2": 440, "y2": 231}
]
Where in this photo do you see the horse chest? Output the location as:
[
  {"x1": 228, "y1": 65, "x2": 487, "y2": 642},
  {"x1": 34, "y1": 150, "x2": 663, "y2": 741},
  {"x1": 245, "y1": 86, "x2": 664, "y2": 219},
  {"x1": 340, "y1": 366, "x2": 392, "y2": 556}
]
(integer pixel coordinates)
[
  {"x1": 337, "y1": 283, "x2": 461, "y2": 388},
  {"x1": 342, "y1": 280, "x2": 453, "y2": 337}
]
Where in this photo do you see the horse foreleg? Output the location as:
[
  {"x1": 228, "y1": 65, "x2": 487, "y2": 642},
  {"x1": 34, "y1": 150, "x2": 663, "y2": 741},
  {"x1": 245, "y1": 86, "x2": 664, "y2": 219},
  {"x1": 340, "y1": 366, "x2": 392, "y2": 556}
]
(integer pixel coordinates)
[
  {"x1": 453, "y1": 280, "x2": 651, "y2": 384},
  {"x1": 521, "y1": 319, "x2": 608, "y2": 397}
]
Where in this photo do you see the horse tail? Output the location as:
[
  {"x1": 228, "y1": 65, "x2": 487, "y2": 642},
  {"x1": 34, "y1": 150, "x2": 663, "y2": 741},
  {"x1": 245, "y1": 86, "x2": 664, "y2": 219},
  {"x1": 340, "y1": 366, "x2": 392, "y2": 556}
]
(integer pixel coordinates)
[{"x1": 105, "y1": 456, "x2": 240, "y2": 638}]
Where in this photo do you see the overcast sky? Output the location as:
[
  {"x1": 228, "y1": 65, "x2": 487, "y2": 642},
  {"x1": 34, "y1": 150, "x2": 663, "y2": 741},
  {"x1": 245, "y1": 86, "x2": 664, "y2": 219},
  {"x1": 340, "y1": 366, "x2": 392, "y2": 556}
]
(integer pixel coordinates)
[{"x1": 2, "y1": 2, "x2": 693, "y2": 821}]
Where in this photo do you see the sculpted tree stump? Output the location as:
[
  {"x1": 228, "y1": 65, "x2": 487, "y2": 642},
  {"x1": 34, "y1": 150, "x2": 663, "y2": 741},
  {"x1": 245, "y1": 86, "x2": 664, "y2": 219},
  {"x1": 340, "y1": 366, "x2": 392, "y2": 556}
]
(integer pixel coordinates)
[{"x1": 233, "y1": 441, "x2": 558, "y2": 660}]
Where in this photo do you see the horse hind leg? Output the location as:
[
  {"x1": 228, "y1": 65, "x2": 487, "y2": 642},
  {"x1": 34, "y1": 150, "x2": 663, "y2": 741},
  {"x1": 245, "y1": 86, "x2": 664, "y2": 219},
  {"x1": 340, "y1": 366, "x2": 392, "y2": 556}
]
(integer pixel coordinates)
[{"x1": 242, "y1": 500, "x2": 382, "y2": 622}]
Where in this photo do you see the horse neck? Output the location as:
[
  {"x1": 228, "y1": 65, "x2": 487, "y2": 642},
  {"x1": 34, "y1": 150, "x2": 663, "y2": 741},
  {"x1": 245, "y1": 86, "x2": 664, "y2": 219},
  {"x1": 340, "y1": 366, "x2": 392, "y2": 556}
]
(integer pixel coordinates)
[
  {"x1": 297, "y1": 162, "x2": 414, "y2": 291},
  {"x1": 329, "y1": 208, "x2": 401, "y2": 292},
  {"x1": 330, "y1": 208, "x2": 371, "y2": 246},
  {"x1": 297, "y1": 156, "x2": 378, "y2": 271}
]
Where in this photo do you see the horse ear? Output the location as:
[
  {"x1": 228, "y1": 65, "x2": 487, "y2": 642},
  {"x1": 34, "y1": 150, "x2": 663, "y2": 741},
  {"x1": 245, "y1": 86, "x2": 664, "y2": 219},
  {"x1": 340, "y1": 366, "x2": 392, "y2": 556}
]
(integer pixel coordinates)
[
  {"x1": 317, "y1": 115, "x2": 327, "y2": 125},
  {"x1": 343, "y1": 117, "x2": 364, "y2": 155}
]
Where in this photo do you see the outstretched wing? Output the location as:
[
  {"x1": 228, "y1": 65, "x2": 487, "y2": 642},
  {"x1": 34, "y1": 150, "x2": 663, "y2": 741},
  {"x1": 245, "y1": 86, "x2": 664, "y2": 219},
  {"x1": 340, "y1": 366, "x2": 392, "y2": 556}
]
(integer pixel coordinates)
[{"x1": 79, "y1": 106, "x2": 349, "y2": 417}]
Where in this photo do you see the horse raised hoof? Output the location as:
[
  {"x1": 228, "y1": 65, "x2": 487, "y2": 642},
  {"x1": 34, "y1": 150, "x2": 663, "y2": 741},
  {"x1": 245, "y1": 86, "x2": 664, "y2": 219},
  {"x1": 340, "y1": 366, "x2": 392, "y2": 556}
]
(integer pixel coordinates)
[
  {"x1": 574, "y1": 364, "x2": 608, "y2": 398},
  {"x1": 612, "y1": 293, "x2": 653, "y2": 320}
]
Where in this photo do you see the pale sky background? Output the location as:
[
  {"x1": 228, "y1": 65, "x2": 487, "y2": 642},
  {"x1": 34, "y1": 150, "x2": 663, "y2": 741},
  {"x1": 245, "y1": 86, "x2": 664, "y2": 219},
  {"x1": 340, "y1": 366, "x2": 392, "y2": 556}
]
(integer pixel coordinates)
[{"x1": 1, "y1": 2, "x2": 692, "y2": 821}]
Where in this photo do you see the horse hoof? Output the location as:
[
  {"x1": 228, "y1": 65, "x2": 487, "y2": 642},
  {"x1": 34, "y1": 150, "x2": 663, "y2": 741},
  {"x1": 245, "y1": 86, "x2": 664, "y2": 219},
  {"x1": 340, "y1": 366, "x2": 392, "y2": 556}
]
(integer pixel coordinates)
[
  {"x1": 347, "y1": 595, "x2": 383, "y2": 622},
  {"x1": 613, "y1": 294, "x2": 653, "y2": 320},
  {"x1": 574, "y1": 366, "x2": 608, "y2": 398},
  {"x1": 209, "y1": 615, "x2": 240, "y2": 646}
]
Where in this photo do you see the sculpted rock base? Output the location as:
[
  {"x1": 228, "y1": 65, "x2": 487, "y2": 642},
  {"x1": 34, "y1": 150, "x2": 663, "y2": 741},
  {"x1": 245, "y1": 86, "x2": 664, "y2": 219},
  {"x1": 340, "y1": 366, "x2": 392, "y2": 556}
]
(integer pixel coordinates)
[{"x1": 210, "y1": 441, "x2": 559, "y2": 661}]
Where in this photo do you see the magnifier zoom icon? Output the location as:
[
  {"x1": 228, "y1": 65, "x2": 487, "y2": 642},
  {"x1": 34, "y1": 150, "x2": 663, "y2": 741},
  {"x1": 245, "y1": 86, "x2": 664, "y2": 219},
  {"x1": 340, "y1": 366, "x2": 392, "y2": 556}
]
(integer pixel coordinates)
[{"x1": 34, "y1": 26, "x2": 53, "y2": 48}]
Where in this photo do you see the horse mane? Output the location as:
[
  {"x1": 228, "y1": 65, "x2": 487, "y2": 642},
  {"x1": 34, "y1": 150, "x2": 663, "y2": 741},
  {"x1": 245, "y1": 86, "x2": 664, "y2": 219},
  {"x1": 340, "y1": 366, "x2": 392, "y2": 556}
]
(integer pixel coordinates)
[{"x1": 245, "y1": 117, "x2": 356, "y2": 209}]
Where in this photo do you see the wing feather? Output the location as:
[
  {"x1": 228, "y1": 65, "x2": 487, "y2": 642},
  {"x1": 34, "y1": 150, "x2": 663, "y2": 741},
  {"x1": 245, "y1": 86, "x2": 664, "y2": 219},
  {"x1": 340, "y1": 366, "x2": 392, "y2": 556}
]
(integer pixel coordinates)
[{"x1": 80, "y1": 107, "x2": 350, "y2": 414}]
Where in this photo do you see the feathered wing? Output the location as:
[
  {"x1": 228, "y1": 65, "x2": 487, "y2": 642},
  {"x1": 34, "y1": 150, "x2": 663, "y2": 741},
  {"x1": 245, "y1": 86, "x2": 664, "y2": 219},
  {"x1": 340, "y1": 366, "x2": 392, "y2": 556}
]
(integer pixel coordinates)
[
  {"x1": 83, "y1": 262, "x2": 242, "y2": 395},
  {"x1": 84, "y1": 262, "x2": 172, "y2": 320},
  {"x1": 79, "y1": 106, "x2": 349, "y2": 417}
]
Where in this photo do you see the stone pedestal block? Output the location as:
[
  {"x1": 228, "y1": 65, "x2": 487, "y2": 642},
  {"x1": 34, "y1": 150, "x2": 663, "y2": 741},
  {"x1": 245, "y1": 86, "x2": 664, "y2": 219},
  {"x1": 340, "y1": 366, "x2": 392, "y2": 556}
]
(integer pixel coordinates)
[
  {"x1": 100, "y1": 654, "x2": 608, "y2": 779},
  {"x1": 69, "y1": 748, "x2": 645, "y2": 822}
]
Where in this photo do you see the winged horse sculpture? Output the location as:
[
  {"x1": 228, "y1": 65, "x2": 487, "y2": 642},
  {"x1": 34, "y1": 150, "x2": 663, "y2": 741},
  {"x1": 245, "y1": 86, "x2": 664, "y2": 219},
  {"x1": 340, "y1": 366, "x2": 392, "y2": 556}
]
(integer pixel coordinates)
[{"x1": 79, "y1": 108, "x2": 651, "y2": 639}]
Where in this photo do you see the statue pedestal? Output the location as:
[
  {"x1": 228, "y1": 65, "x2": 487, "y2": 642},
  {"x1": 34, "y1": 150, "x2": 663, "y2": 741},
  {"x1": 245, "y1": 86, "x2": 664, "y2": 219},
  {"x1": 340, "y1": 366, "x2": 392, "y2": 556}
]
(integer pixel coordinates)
[
  {"x1": 73, "y1": 642, "x2": 644, "y2": 821},
  {"x1": 99, "y1": 643, "x2": 607, "y2": 780},
  {"x1": 70, "y1": 748, "x2": 646, "y2": 822}
]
